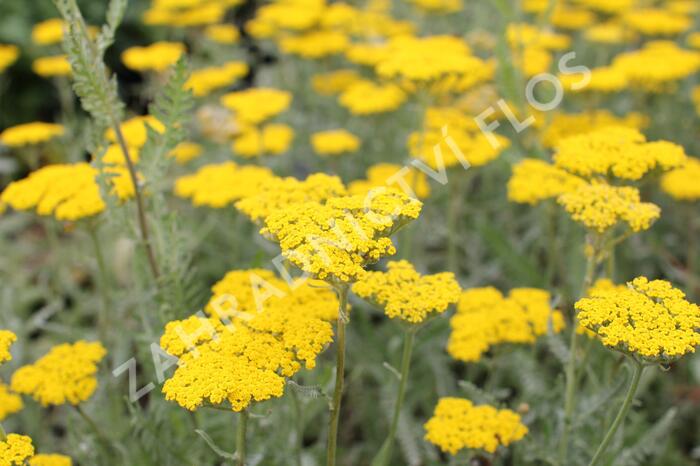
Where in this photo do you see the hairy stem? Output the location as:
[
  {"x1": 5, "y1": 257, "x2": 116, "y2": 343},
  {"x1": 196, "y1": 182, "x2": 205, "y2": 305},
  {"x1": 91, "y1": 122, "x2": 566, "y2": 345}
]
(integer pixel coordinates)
[
  {"x1": 236, "y1": 409, "x2": 248, "y2": 466},
  {"x1": 587, "y1": 361, "x2": 645, "y2": 466},
  {"x1": 327, "y1": 285, "x2": 349, "y2": 466},
  {"x1": 372, "y1": 326, "x2": 417, "y2": 466},
  {"x1": 87, "y1": 222, "x2": 111, "y2": 343},
  {"x1": 559, "y1": 251, "x2": 596, "y2": 465},
  {"x1": 111, "y1": 120, "x2": 160, "y2": 282}
]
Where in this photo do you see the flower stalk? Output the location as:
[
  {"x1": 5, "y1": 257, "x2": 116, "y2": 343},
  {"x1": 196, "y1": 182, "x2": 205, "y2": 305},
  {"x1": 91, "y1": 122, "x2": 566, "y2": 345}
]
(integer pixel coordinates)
[
  {"x1": 87, "y1": 222, "x2": 111, "y2": 343},
  {"x1": 587, "y1": 360, "x2": 645, "y2": 466},
  {"x1": 326, "y1": 284, "x2": 349, "y2": 466},
  {"x1": 236, "y1": 409, "x2": 249, "y2": 466}
]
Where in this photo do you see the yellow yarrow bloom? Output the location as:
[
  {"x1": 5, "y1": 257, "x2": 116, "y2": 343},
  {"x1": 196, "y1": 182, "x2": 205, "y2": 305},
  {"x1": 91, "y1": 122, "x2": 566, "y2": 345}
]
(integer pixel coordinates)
[
  {"x1": 558, "y1": 183, "x2": 660, "y2": 233},
  {"x1": 175, "y1": 162, "x2": 275, "y2": 208},
  {"x1": 168, "y1": 142, "x2": 203, "y2": 164},
  {"x1": 235, "y1": 173, "x2": 347, "y2": 223},
  {"x1": 506, "y1": 23, "x2": 570, "y2": 50},
  {"x1": 612, "y1": 41, "x2": 700, "y2": 91},
  {"x1": 311, "y1": 129, "x2": 360, "y2": 156},
  {"x1": 0, "y1": 122, "x2": 64, "y2": 147},
  {"x1": 0, "y1": 330, "x2": 17, "y2": 365},
  {"x1": 249, "y1": 0, "x2": 325, "y2": 36},
  {"x1": 0, "y1": 44, "x2": 19, "y2": 73},
  {"x1": 406, "y1": 0, "x2": 462, "y2": 14},
  {"x1": 32, "y1": 55, "x2": 72, "y2": 78},
  {"x1": 10, "y1": 341, "x2": 106, "y2": 406},
  {"x1": 576, "y1": 0, "x2": 634, "y2": 14},
  {"x1": 576, "y1": 277, "x2": 700, "y2": 361},
  {"x1": 353, "y1": 260, "x2": 460, "y2": 323},
  {"x1": 345, "y1": 42, "x2": 390, "y2": 67},
  {"x1": 221, "y1": 88, "x2": 292, "y2": 124},
  {"x1": 623, "y1": 9, "x2": 691, "y2": 36},
  {"x1": 0, "y1": 383, "x2": 23, "y2": 421},
  {"x1": 0, "y1": 434, "x2": 34, "y2": 466},
  {"x1": 161, "y1": 269, "x2": 335, "y2": 411},
  {"x1": 409, "y1": 126, "x2": 509, "y2": 170},
  {"x1": 232, "y1": 123, "x2": 295, "y2": 158},
  {"x1": 185, "y1": 61, "x2": 248, "y2": 97},
  {"x1": 553, "y1": 126, "x2": 686, "y2": 180},
  {"x1": 507, "y1": 159, "x2": 585, "y2": 205},
  {"x1": 105, "y1": 115, "x2": 165, "y2": 148},
  {"x1": 550, "y1": 6, "x2": 594, "y2": 30},
  {"x1": 262, "y1": 190, "x2": 422, "y2": 283},
  {"x1": 121, "y1": 42, "x2": 186, "y2": 72},
  {"x1": 204, "y1": 24, "x2": 240, "y2": 43},
  {"x1": 29, "y1": 454, "x2": 73, "y2": 466},
  {"x1": 689, "y1": 32, "x2": 700, "y2": 49},
  {"x1": 338, "y1": 80, "x2": 406, "y2": 115},
  {"x1": 349, "y1": 163, "x2": 431, "y2": 199},
  {"x1": 424, "y1": 398, "x2": 527, "y2": 455},
  {"x1": 660, "y1": 157, "x2": 700, "y2": 201},
  {"x1": 448, "y1": 287, "x2": 565, "y2": 362},
  {"x1": 31, "y1": 19, "x2": 65, "y2": 45},
  {"x1": 541, "y1": 110, "x2": 647, "y2": 148},
  {"x1": 560, "y1": 66, "x2": 627, "y2": 93},
  {"x1": 312, "y1": 69, "x2": 362, "y2": 96},
  {"x1": 279, "y1": 30, "x2": 349, "y2": 59},
  {"x1": 584, "y1": 22, "x2": 634, "y2": 45}
]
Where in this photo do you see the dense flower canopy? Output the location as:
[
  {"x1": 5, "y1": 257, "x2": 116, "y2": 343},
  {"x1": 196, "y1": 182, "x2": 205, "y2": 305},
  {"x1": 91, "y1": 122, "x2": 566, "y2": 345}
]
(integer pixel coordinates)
[
  {"x1": 10, "y1": 341, "x2": 106, "y2": 406},
  {"x1": 160, "y1": 268, "x2": 336, "y2": 411},
  {"x1": 576, "y1": 277, "x2": 700, "y2": 361},
  {"x1": 424, "y1": 398, "x2": 528, "y2": 455},
  {"x1": 353, "y1": 260, "x2": 460, "y2": 323},
  {"x1": 448, "y1": 287, "x2": 565, "y2": 362}
]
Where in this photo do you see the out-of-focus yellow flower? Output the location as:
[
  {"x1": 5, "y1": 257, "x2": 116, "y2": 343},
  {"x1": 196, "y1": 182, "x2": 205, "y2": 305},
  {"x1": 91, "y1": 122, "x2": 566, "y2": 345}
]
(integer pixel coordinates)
[
  {"x1": 425, "y1": 398, "x2": 527, "y2": 455},
  {"x1": 0, "y1": 383, "x2": 23, "y2": 421},
  {"x1": 338, "y1": 80, "x2": 406, "y2": 115},
  {"x1": 312, "y1": 69, "x2": 362, "y2": 96},
  {"x1": 32, "y1": 55, "x2": 72, "y2": 78},
  {"x1": 550, "y1": 6, "x2": 594, "y2": 30},
  {"x1": 688, "y1": 32, "x2": 700, "y2": 49},
  {"x1": 405, "y1": 0, "x2": 463, "y2": 14},
  {"x1": 105, "y1": 115, "x2": 165, "y2": 148},
  {"x1": 353, "y1": 260, "x2": 460, "y2": 323},
  {"x1": 279, "y1": 30, "x2": 349, "y2": 59},
  {"x1": 506, "y1": 22, "x2": 570, "y2": 50},
  {"x1": 560, "y1": 66, "x2": 627, "y2": 93},
  {"x1": 541, "y1": 110, "x2": 647, "y2": 148},
  {"x1": 169, "y1": 142, "x2": 203, "y2": 164},
  {"x1": 11, "y1": 341, "x2": 106, "y2": 406},
  {"x1": 311, "y1": 129, "x2": 360, "y2": 156},
  {"x1": 661, "y1": 157, "x2": 700, "y2": 201},
  {"x1": 185, "y1": 61, "x2": 248, "y2": 97},
  {"x1": 512, "y1": 46, "x2": 551, "y2": 77},
  {"x1": 232, "y1": 123, "x2": 295, "y2": 158},
  {"x1": 29, "y1": 454, "x2": 73, "y2": 466},
  {"x1": 345, "y1": 42, "x2": 390, "y2": 67},
  {"x1": 221, "y1": 88, "x2": 292, "y2": 124},
  {"x1": 612, "y1": 41, "x2": 700, "y2": 91},
  {"x1": 409, "y1": 126, "x2": 509, "y2": 170},
  {"x1": 0, "y1": 434, "x2": 34, "y2": 465},
  {"x1": 121, "y1": 42, "x2": 186, "y2": 72},
  {"x1": 176, "y1": 162, "x2": 275, "y2": 208},
  {"x1": 0, "y1": 44, "x2": 19, "y2": 73},
  {"x1": 584, "y1": 21, "x2": 635, "y2": 44},
  {"x1": 508, "y1": 159, "x2": 585, "y2": 205},
  {"x1": 31, "y1": 18, "x2": 65, "y2": 45},
  {"x1": 248, "y1": 0, "x2": 325, "y2": 37},
  {"x1": 576, "y1": 0, "x2": 634, "y2": 15},
  {"x1": 0, "y1": 330, "x2": 16, "y2": 365},
  {"x1": 623, "y1": 9, "x2": 691, "y2": 36},
  {"x1": 349, "y1": 163, "x2": 431, "y2": 199},
  {"x1": 0, "y1": 122, "x2": 64, "y2": 147},
  {"x1": 204, "y1": 24, "x2": 240, "y2": 43}
]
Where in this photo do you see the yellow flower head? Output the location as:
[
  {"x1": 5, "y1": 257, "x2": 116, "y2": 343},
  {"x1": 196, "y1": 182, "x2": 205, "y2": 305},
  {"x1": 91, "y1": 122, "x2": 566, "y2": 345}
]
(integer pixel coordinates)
[
  {"x1": 0, "y1": 44, "x2": 19, "y2": 73},
  {"x1": 550, "y1": 6, "x2": 594, "y2": 30},
  {"x1": 0, "y1": 383, "x2": 23, "y2": 421},
  {"x1": 121, "y1": 42, "x2": 186, "y2": 72},
  {"x1": 0, "y1": 330, "x2": 17, "y2": 365},
  {"x1": 660, "y1": 157, "x2": 700, "y2": 201},
  {"x1": 221, "y1": 88, "x2": 292, "y2": 124},
  {"x1": 576, "y1": 277, "x2": 700, "y2": 361},
  {"x1": 553, "y1": 126, "x2": 686, "y2": 181},
  {"x1": 0, "y1": 122, "x2": 64, "y2": 147},
  {"x1": 32, "y1": 18, "x2": 65, "y2": 45},
  {"x1": 349, "y1": 163, "x2": 431, "y2": 199},
  {"x1": 235, "y1": 173, "x2": 346, "y2": 223},
  {"x1": 345, "y1": 42, "x2": 390, "y2": 67},
  {"x1": 448, "y1": 287, "x2": 565, "y2": 362},
  {"x1": 338, "y1": 80, "x2": 406, "y2": 115},
  {"x1": 10, "y1": 341, "x2": 106, "y2": 406},
  {"x1": 312, "y1": 69, "x2": 362, "y2": 96},
  {"x1": 160, "y1": 268, "x2": 335, "y2": 412},
  {"x1": 584, "y1": 21, "x2": 634, "y2": 45},
  {"x1": 249, "y1": 0, "x2": 325, "y2": 36},
  {"x1": 311, "y1": 129, "x2": 360, "y2": 156},
  {"x1": 0, "y1": 163, "x2": 134, "y2": 221},
  {"x1": 541, "y1": 110, "x2": 647, "y2": 148},
  {"x1": 353, "y1": 260, "x2": 460, "y2": 323},
  {"x1": 0, "y1": 434, "x2": 34, "y2": 466},
  {"x1": 410, "y1": 126, "x2": 509, "y2": 170},
  {"x1": 424, "y1": 398, "x2": 527, "y2": 455},
  {"x1": 507, "y1": 23, "x2": 570, "y2": 50},
  {"x1": 32, "y1": 55, "x2": 72, "y2": 78},
  {"x1": 232, "y1": 123, "x2": 295, "y2": 158},
  {"x1": 612, "y1": 41, "x2": 700, "y2": 91},
  {"x1": 185, "y1": 61, "x2": 248, "y2": 97},
  {"x1": 29, "y1": 454, "x2": 73, "y2": 466},
  {"x1": 204, "y1": 24, "x2": 240, "y2": 43},
  {"x1": 168, "y1": 142, "x2": 203, "y2": 164},
  {"x1": 105, "y1": 115, "x2": 165, "y2": 148},
  {"x1": 623, "y1": 9, "x2": 691, "y2": 36},
  {"x1": 406, "y1": 0, "x2": 463, "y2": 14},
  {"x1": 576, "y1": 0, "x2": 633, "y2": 14},
  {"x1": 507, "y1": 159, "x2": 585, "y2": 205},
  {"x1": 279, "y1": 30, "x2": 349, "y2": 59},
  {"x1": 560, "y1": 66, "x2": 627, "y2": 93},
  {"x1": 557, "y1": 183, "x2": 660, "y2": 233},
  {"x1": 262, "y1": 190, "x2": 422, "y2": 283},
  {"x1": 175, "y1": 162, "x2": 275, "y2": 208}
]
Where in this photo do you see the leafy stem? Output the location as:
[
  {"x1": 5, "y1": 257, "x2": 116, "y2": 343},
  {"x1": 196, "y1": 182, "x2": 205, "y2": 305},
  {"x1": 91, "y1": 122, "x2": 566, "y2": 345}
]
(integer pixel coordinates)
[{"x1": 327, "y1": 284, "x2": 349, "y2": 466}]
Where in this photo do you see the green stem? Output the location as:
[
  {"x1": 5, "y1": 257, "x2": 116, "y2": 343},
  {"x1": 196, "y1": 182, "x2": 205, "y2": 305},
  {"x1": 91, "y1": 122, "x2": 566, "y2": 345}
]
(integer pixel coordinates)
[
  {"x1": 587, "y1": 361, "x2": 645, "y2": 466},
  {"x1": 0, "y1": 422, "x2": 6, "y2": 441},
  {"x1": 87, "y1": 222, "x2": 111, "y2": 343},
  {"x1": 236, "y1": 409, "x2": 248, "y2": 466},
  {"x1": 290, "y1": 389, "x2": 304, "y2": 466},
  {"x1": 372, "y1": 327, "x2": 416, "y2": 466},
  {"x1": 111, "y1": 119, "x2": 161, "y2": 283},
  {"x1": 558, "y1": 251, "x2": 596, "y2": 465},
  {"x1": 326, "y1": 285, "x2": 349, "y2": 466},
  {"x1": 75, "y1": 404, "x2": 114, "y2": 452},
  {"x1": 687, "y1": 204, "x2": 698, "y2": 298}
]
